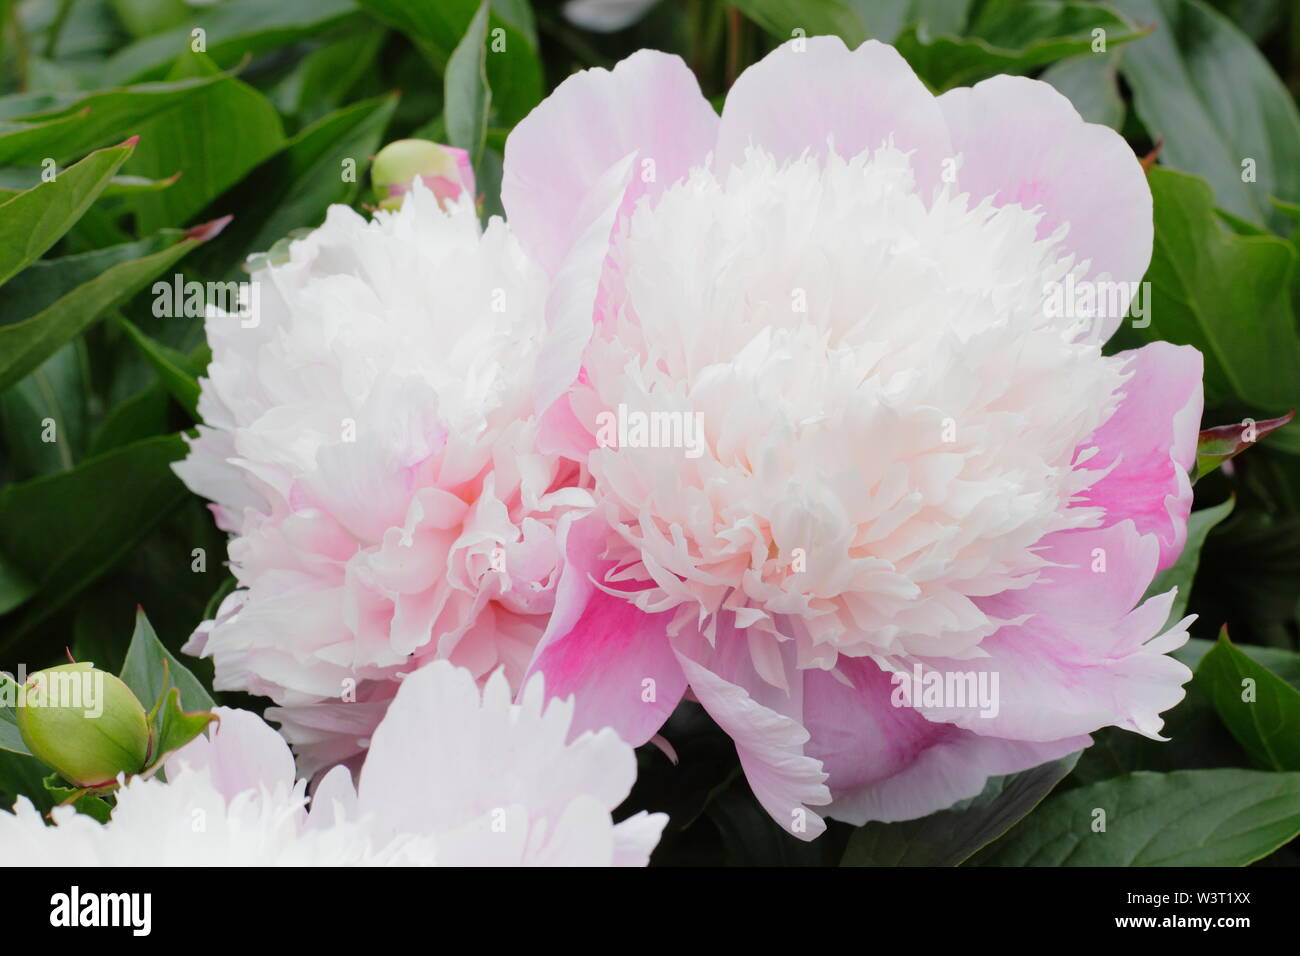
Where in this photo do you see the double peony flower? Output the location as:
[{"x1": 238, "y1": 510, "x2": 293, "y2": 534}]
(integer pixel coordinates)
[{"x1": 167, "y1": 36, "x2": 1202, "y2": 848}]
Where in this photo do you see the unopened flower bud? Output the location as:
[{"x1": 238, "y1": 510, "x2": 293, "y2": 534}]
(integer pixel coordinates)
[
  {"x1": 372, "y1": 139, "x2": 475, "y2": 211},
  {"x1": 16, "y1": 663, "x2": 150, "y2": 788}
]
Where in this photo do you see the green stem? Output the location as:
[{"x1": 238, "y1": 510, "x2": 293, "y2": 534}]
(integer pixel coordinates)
[{"x1": 44, "y1": 0, "x2": 74, "y2": 59}]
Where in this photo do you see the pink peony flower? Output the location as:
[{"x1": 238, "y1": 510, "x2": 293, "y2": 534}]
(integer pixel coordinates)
[
  {"x1": 502, "y1": 38, "x2": 1204, "y2": 839},
  {"x1": 0, "y1": 663, "x2": 665, "y2": 866},
  {"x1": 174, "y1": 179, "x2": 593, "y2": 773}
]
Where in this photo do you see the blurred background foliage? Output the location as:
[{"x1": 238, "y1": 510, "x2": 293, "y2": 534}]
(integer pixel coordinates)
[{"x1": 0, "y1": 0, "x2": 1298, "y2": 865}]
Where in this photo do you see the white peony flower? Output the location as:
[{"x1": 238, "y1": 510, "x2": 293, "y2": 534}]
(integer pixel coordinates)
[
  {"x1": 0, "y1": 663, "x2": 665, "y2": 866},
  {"x1": 174, "y1": 180, "x2": 592, "y2": 772}
]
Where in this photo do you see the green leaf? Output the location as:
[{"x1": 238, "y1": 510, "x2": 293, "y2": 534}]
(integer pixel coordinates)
[
  {"x1": 99, "y1": 0, "x2": 362, "y2": 86},
  {"x1": 0, "y1": 673, "x2": 33, "y2": 756},
  {"x1": 732, "y1": 0, "x2": 867, "y2": 47},
  {"x1": 1041, "y1": 52, "x2": 1125, "y2": 129},
  {"x1": 119, "y1": 607, "x2": 214, "y2": 715},
  {"x1": 0, "y1": 342, "x2": 89, "y2": 477},
  {"x1": 0, "y1": 551, "x2": 36, "y2": 616},
  {"x1": 851, "y1": 0, "x2": 973, "y2": 44},
  {"x1": 0, "y1": 170, "x2": 182, "y2": 203},
  {"x1": 841, "y1": 752, "x2": 1080, "y2": 866},
  {"x1": 1195, "y1": 412, "x2": 1296, "y2": 480},
  {"x1": 126, "y1": 53, "x2": 285, "y2": 236},
  {"x1": 43, "y1": 774, "x2": 114, "y2": 822},
  {"x1": 195, "y1": 94, "x2": 398, "y2": 279},
  {"x1": 113, "y1": 315, "x2": 201, "y2": 418},
  {"x1": 1195, "y1": 632, "x2": 1300, "y2": 771},
  {"x1": 0, "y1": 73, "x2": 227, "y2": 166},
  {"x1": 357, "y1": 1, "x2": 541, "y2": 126},
  {"x1": 1122, "y1": 168, "x2": 1300, "y2": 411},
  {"x1": 271, "y1": 24, "x2": 387, "y2": 125},
  {"x1": 0, "y1": 224, "x2": 221, "y2": 393},
  {"x1": 972, "y1": 769, "x2": 1300, "y2": 865},
  {"x1": 88, "y1": 385, "x2": 171, "y2": 457},
  {"x1": 0, "y1": 435, "x2": 190, "y2": 648},
  {"x1": 108, "y1": 0, "x2": 193, "y2": 39},
  {"x1": 1191, "y1": 511, "x2": 1300, "y2": 642},
  {"x1": 2, "y1": 231, "x2": 178, "y2": 325},
  {"x1": 1112, "y1": 0, "x2": 1300, "y2": 231},
  {"x1": 1141, "y1": 496, "x2": 1234, "y2": 627},
  {"x1": 0, "y1": 139, "x2": 134, "y2": 288},
  {"x1": 146, "y1": 685, "x2": 217, "y2": 772},
  {"x1": 0, "y1": 749, "x2": 53, "y2": 812},
  {"x1": 896, "y1": 3, "x2": 1143, "y2": 91},
  {"x1": 1180, "y1": 636, "x2": 1300, "y2": 688},
  {"x1": 445, "y1": 2, "x2": 492, "y2": 173}
]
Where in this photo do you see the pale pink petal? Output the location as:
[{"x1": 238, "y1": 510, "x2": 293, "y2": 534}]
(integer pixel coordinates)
[
  {"x1": 267, "y1": 690, "x2": 396, "y2": 779},
  {"x1": 611, "y1": 811, "x2": 670, "y2": 866},
  {"x1": 165, "y1": 706, "x2": 297, "y2": 801},
  {"x1": 938, "y1": 75, "x2": 1152, "y2": 341},
  {"x1": 715, "y1": 37, "x2": 951, "y2": 195},
  {"x1": 502, "y1": 49, "x2": 718, "y2": 277},
  {"x1": 533, "y1": 153, "x2": 636, "y2": 418},
  {"x1": 1077, "y1": 342, "x2": 1203, "y2": 569},
  {"x1": 803, "y1": 659, "x2": 1087, "y2": 825},
  {"x1": 304, "y1": 764, "x2": 358, "y2": 830},
  {"x1": 914, "y1": 521, "x2": 1194, "y2": 742},
  {"x1": 672, "y1": 619, "x2": 831, "y2": 840}
]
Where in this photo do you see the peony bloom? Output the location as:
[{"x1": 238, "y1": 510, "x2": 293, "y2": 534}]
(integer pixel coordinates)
[
  {"x1": 0, "y1": 663, "x2": 665, "y2": 866},
  {"x1": 503, "y1": 38, "x2": 1203, "y2": 838},
  {"x1": 175, "y1": 179, "x2": 592, "y2": 772}
]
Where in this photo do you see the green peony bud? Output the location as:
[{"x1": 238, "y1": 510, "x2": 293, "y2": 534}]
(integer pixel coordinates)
[
  {"x1": 371, "y1": 139, "x2": 475, "y2": 211},
  {"x1": 16, "y1": 663, "x2": 150, "y2": 788}
]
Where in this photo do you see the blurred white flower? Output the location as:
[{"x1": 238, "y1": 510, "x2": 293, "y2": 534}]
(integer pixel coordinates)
[
  {"x1": 0, "y1": 663, "x2": 665, "y2": 866},
  {"x1": 563, "y1": 0, "x2": 659, "y2": 33}
]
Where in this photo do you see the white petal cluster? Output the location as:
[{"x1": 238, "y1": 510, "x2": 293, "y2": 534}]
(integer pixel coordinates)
[{"x1": 578, "y1": 145, "x2": 1128, "y2": 668}]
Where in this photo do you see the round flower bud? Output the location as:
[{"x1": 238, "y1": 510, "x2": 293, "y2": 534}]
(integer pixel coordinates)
[
  {"x1": 371, "y1": 139, "x2": 475, "y2": 211},
  {"x1": 16, "y1": 663, "x2": 150, "y2": 788}
]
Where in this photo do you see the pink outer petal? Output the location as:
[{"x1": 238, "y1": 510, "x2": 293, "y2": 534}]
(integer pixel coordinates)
[
  {"x1": 501, "y1": 49, "x2": 718, "y2": 278},
  {"x1": 165, "y1": 706, "x2": 297, "y2": 801},
  {"x1": 1077, "y1": 342, "x2": 1204, "y2": 570},
  {"x1": 913, "y1": 520, "x2": 1194, "y2": 743},
  {"x1": 523, "y1": 514, "x2": 687, "y2": 746},
  {"x1": 533, "y1": 153, "x2": 636, "y2": 419},
  {"x1": 803, "y1": 659, "x2": 1088, "y2": 825},
  {"x1": 938, "y1": 75, "x2": 1152, "y2": 342},
  {"x1": 672, "y1": 618, "x2": 831, "y2": 840},
  {"x1": 715, "y1": 37, "x2": 952, "y2": 196}
]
